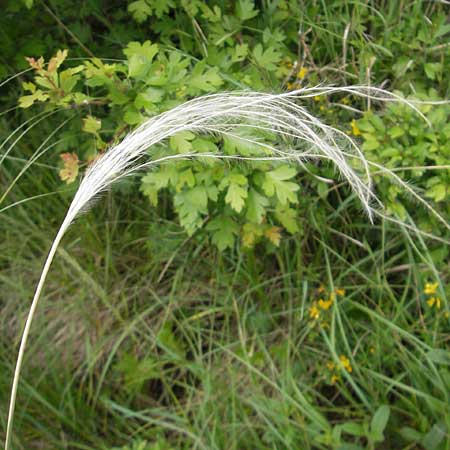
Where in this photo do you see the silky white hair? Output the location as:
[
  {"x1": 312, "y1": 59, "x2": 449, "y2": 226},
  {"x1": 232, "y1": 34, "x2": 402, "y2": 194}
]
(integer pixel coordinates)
[{"x1": 4, "y1": 87, "x2": 449, "y2": 449}]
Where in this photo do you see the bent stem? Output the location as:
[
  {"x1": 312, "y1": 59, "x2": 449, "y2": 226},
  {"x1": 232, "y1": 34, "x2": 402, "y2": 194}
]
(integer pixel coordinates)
[{"x1": 5, "y1": 216, "x2": 70, "y2": 450}]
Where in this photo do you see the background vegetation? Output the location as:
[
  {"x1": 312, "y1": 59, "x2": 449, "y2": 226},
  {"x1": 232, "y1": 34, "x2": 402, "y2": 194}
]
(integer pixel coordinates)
[{"x1": 1, "y1": 1, "x2": 449, "y2": 449}]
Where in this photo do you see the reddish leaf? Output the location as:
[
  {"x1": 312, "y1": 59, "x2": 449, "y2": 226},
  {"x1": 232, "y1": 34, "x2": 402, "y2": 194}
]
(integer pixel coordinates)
[{"x1": 59, "y1": 152, "x2": 79, "y2": 184}]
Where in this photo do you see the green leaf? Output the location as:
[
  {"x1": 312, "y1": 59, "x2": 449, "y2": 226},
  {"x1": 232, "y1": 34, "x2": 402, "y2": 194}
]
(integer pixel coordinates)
[
  {"x1": 124, "y1": 41, "x2": 159, "y2": 79},
  {"x1": 424, "y1": 63, "x2": 442, "y2": 81},
  {"x1": 175, "y1": 168, "x2": 195, "y2": 190},
  {"x1": 370, "y1": 405, "x2": 390, "y2": 438},
  {"x1": 170, "y1": 131, "x2": 196, "y2": 153},
  {"x1": 422, "y1": 422, "x2": 446, "y2": 450},
  {"x1": 387, "y1": 201, "x2": 407, "y2": 220},
  {"x1": 134, "y1": 87, "x2": 164, "y2": 109},
  {"x1": 21, "y1": 81, "x2": 36, "y2": 93},
  {"x1": 192, "y1": 137, "x2": 218, "y2": 153},
  {"x1": 225, "y1": 182, "x2": 248, "y2": 212},
  {"x1": 426, "y1": 183, "x2": 447, "y2": 202},
  {"x1": 152, "y1": 0, "x2": 175, "y2": 18},
  {"x1": 124, "y1": 108, "x2": 143, "y2": 125},
  {"x1": 317, "y1": 181, "x2": 329, "y2": 199},
  {"x1": 262, "y1": 166, "x2": 299, "y2": 204},
  {"x1": 388, "y1": 126, "x2": 405, "y2": 138},
  {"x1": 357, "y1": 117, "x2": 375, "y2": 133},
  {"x1": 115, "y1": 353, "x2": 160, "y2": 393},
  {"x1": 368, "y1": 113, "x2": 386, "y2": 133},
  {"x1": 218, "y1": 171, "x2": 249, "y2": 213},
  {"x1": 232, "y1": 44, "x2": 248, "y2": 62},
  {"x1": 362, "y1": 134, "x2": 380, "y2": 151},
  {"x1": 236, "y1": 0, "x2": 258, "y2": 21},
  {"x1": 263, "y1": 27, "x2": 285, "y2": 45},
  {"x1": 82, "y1": 115, "x2": 101, "y2": 135},
  {"x1": 400, "y1": 427, "x2": 423, "y2": 443},
  {"x1": 156, "y1": 322, "x2": 185, "y2": 359},
  {"x1": 187, "y1": 61, "x2": 222, "y2": 94},
  {"x1": 340, "y1": 422, "x2": 365, "y2": 437},
  {"x1": 141, "y1": 169, "x2": 173, "y2": 205},
  {"x1": 222, "y1": 128, "x2": 267, "y2": 156},
  {"x1": 174, "y1": 186, "x2": 209, "y2": 234},
  {"x1": 335, "y1": 444, "x2": 365, "y2": 450},
  {"x1": 426, "y1": 349, "x2": 450, "y2": 365},
  {"x1": 246, "y1": 188, "x2": 269, "y2": 223},
  {"x1": 206, "y1": 216, "x2": 239, "y2": 251},
  {"x1": 18, "y1": 90, "x2": 48, "y2": 108},
  {"x1": 59, "y1": 66, "x2": 84, "y2": 94},
  {"x1": 275, "y1": 205, "x2": 299, "y2": 233},
  {"x1": 128, "y1": 0, "x2": 152, "y2": 23},
  {"x1": 253, "y1": 44, "x2": 282, "y2": 71},
  {"x1": 108, "y1": 87, "x2": 129, "y2": 105}
]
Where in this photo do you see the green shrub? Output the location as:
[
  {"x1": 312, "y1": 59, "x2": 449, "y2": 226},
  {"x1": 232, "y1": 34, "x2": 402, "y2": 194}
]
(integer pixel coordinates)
[
  {"x1": 357, "y1": 91, "x2": 450, "y2": 235},
  {"x1": 6, "y1": 0, "x2": 449, "y2": 251}
]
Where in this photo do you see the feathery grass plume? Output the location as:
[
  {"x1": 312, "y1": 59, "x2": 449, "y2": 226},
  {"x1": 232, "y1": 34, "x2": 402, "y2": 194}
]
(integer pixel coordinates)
[{"x1": 4, "y1": 87, "x2": 448, "y2": 449}]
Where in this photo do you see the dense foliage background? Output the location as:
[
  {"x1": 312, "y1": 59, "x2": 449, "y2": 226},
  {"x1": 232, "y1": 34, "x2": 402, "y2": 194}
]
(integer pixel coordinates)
[{"x1": 1, "y1": 1, "x2": 449, "y2": 449}]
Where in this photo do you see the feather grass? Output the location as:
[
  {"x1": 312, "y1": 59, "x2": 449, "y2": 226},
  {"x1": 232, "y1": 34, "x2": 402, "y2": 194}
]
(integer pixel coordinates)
[{"x1": 4, "y1": 87, "x2": 449, "y2": 449}]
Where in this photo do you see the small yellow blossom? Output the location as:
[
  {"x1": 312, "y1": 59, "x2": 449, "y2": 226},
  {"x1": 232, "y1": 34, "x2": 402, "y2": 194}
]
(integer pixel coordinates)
[
  {"x1": 331, "y1": 374, "x2": 340, "y2": 384},
  {"x1": 327, "y1": 361, "x2": 335, "y2": 370},
  {"x1": 335, "y1": 288, "x2": 346, "y2": 297},
  {"x1": 369, "y1": 347, "x2": 375, "y2": 354},
  {"x1": 318, "y1": 298, "x2": 333, "y2": 310},
  {"x1": 339, "y1": 355, "x2": 353, "y2": 373},
  {"x1": 297, "y1": 67, "x2": 309, "y2": 79},
  {"x1": 424, "y1": 282, "x2": 438, "y2": 295},
  {"x1": 309, "y1": 303, "x2": 320, "y2": 320},
  {"x1": 350, "y1": 119, "x2": 361, "y2": 136},
  {"x1": 340, "y1": 97, "x2": 350, "y2": 105},
  {"x1": 427, "y1": 297, "x2": 441, "y2": 309},
  {"x1": 317, "y1": 285, "x2": 326, "y2": 294},
  {"x1": 286, "y1": 82, "x2": 295, "y2": 91},
  {"x1": 313, "y1": 95, "x2": 321, "y2": 102},
  {"x1": 320, "y1": 105, "x2": 326, "y2": 111}
]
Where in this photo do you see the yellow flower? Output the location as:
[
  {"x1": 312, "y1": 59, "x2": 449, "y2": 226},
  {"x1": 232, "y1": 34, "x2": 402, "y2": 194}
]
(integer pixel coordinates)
[
  {"x1": 424, "y1": 282, "x2": 438, "y2": 295},
  {"x1": 427, "y1": 297, "x2": 441, "y2": 309},
  {"x1": 331, "y1": 374, "x2": 340, "y2": 384},
  {"x1": 318, "y1": 298, "x2": 333, "y2": 310},
  {"x1": 335, "y1": 288, "x2": 346, "y2": 297},
  {"x1": 286, "y1": 82, "x2": 294, "y2": 90},
  {"x1": 313, "y1": 95, "x2": 321, "y2": 102},
  {"x1": 350, "y1": 119, "x2": 361, "y2": 136},
  {"x1": 339, "y1": 355, "x2": 353, "y2": 373},
  {"x1": 340, "y1": 97, "x2": 350, "y2": 105},
  {"x1": 309, "y1": 303, "x2": 320, "y2": 320},
  {"x1": 327, "y1": 361, "x2": 335, "y2": 370},
  {"x1": 317, "y1": 285, "x2": 326, "y2": 294},
  {"x1": 297, "y1": 67, "x2": 309, "y2": 79},
  {"x1": 369, "y1": 347, "x2": 375, "y2": 354}
]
